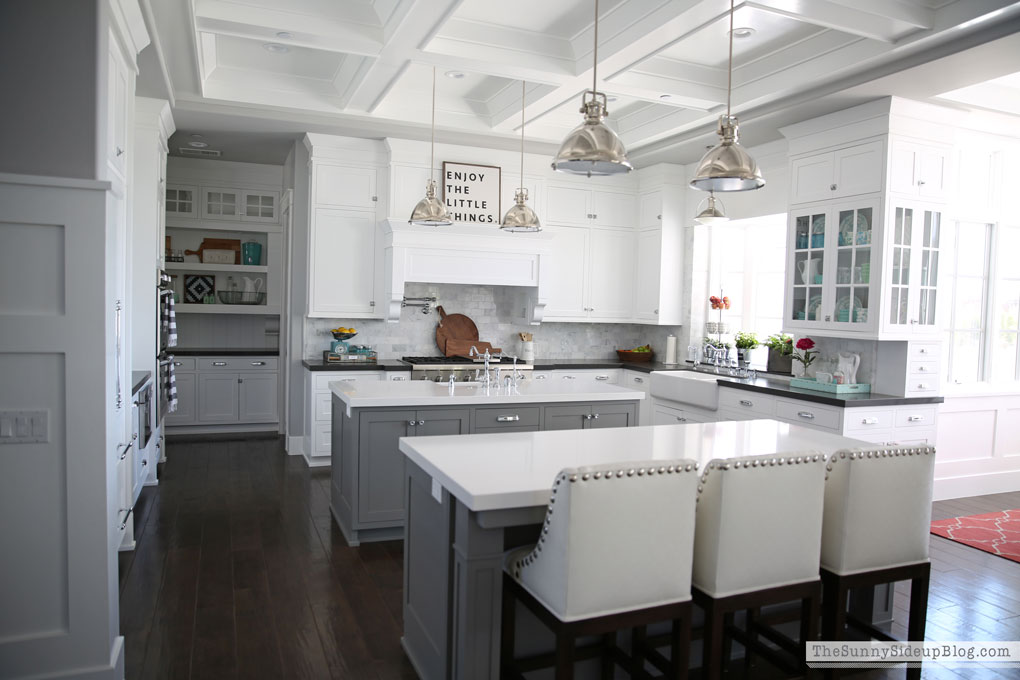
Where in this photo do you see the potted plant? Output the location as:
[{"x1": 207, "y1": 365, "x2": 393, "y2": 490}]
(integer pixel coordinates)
[
  {"x1": 733, "y1": 331, "x2": 759, "y2": 368},
  {"x1": 763, "y1": 333, "x2": 794, "y2": 374}
]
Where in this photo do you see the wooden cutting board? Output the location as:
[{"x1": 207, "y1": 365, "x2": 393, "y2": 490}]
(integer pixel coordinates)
[
  {"x1": 435, "y1": 305, "x2": 478, "y2": 354},
  {"x1": 445, "y1": 339, "x2": 501, "y2": 359},
  {"x1": 185, "y1": 238, "x2": 241, "y2": 264}
]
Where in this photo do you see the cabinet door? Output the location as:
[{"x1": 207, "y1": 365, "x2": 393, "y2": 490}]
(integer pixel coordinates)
[
  {"x1": 201, "y1": 187, "x2": 241, "y2": 220},
  {"x1": 639, "y1": 191, "x2": 662, "y2": 229},
  {"x1": 833, "y1": 141, "x2": 883, "y2": 198},
  {"x1": 543, "y1": 404, "x2": 590, "y2": 430},
  {"x1": 787, "y1": 208, "x2": 828, "y2": 328},
  {"x1": 242, "y1": 190, "x2": 279, "y2": 223},
  {"x1": 790, "y1": 153, "x2": 835, "y2": 204},
  {"x1": 315, "y1": 164, "x2": 378, "y2": 209},
  {"x1": 165, "y1": 372, "x2": 197, "y2": 426},
  {"x1": 917, "y1": 147, "x2": 947, "y2": 200},
  {"x1": 165, "y1": 184, "x2": 198, "y2": 219},
  {"x1": 106, "y1": 42, "x2": 129, "y2": 179},
  {"x1": 588, "y1": 403, "x2": 636, "y2": 429},
  {"x1": 890, "y1": 140, "x2": 947, "y2": 200},
  {"x1": 588, "y1": 228, "x2": 635, "y2": 320},
  {"x1": 632, "y1": 229, "x2": 662, "y2": 322},
  {"x1": 416, "y1": 409, "x2": 470, "y2": 437},
  {"x1": 198, "y1": 373, "x2": 239, "y2": 423},
  {"x1": 308, "y1": 208, "x2": 376, "y2": 317},
  {"x1": 885, "y1": 204, "x2": 915, "y2": 333},
  {"x1": 592, "y1": 191, "x2": 636, "y2": 227},
  {"x1": 358, "y1": 411, "x2": 415, "y2": 525},
  {"x1": 238, "y1": 371, "x2": 278, "y2": 423},
  {"x1": 830, "y1": 201, "x2": 878, "y2": 332},
  {"x1": 545, "y1": 185, "x2": 590, "y2": 224},
  {"x1": 543, "y1": 225, "x2": 590, "y2": 320},
  {"x1": 653, "y1": 403, "x2": 687, "y2": 425}
]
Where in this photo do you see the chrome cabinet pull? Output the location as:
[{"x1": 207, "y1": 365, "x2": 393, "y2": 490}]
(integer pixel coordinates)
[
  {"x1": 830, "y1": 183, "x2": 837, "y2": 191},
  {"x1": 497, "y1": 415, "x2": 520, "y2": 423},
  {"x1": 739, "y1": 399, "x2": 753, "y2": 407},
  {"x1": 392, "y1": 376, "x2": 406, "y2": 381},
  {"x1": 592, "y1": 413, "x2": 599, "y2": 419},
  {"x1": 907, "y1": 415, "x2": 924, "y2": 422},
  {"x1": 917, "y1": 366, "x2": 926, "y2": 372},
  {"x1": 634, "y1": 377, "x2": 644, "y2": 383},
  {"x1": 919, "y1": 348, "x2": 927, "y2": 354},
  {"x1": 173, "y1": 361, "x2": 183, "y2": 367},
  {"x1": 118, "y1": 441, "x2": 134, "y2": 461},
  {"x1": 417, "y1": 420, "x2": 425, "y2": 426},
  {"x1": 676, "y1": 416, "x2": 687, "y2": 422},
  {"x1": 535, "y1": 375, "x2": 547, "y2": 380},
  {"x1": 797, "y1": 411, "x2": 815, "y2": 419},
  {"x1": 142, "y1": 459, "x2": 148, "y2": 467},
  {"x1": 917, "y1": 180, "x2": 926, "y2": 186},
  {"x1": 562, "y1": 375, "x2": 575, "y2": 380},
  {"x1": 408, "y1": 420, "x2": 416, "y2": 426},
  {"x1": 116, "y1": 147, "x2": 124, "y2": 157},
  {"x1": 119, "y1": 507, "x2": 133, "y2": 531},
  {"x1": 250, "y1": 361, "x2": 266, "y2": 366},
  {"x1": 595, "y1": 375, "x2": 609, "y2": 381},
  {"x1": 213, "y1": 361, "x2": 227, "y2": 366},
  {"x1": 583, "y1": 414, "x2": 592, "y2": 420},
  {"x1": 861, "y1": 417, "x2": 879, "y2": 425}
]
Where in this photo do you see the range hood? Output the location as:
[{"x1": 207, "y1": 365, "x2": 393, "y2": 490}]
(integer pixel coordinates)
[{"x1": 378, "y1": 219, "x2": 553, "y2": 323}]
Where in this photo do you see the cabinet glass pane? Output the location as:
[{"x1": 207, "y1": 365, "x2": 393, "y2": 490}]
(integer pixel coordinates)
[
  {"x1": 206, "y1": 191, "x2": 237, "y2": 216},
  {"x1": 245, "y1": 194, "x2": 275, "y2": 218},
  {"x1": 917, "y1": 209, "x2": 941, "y2": 326},
  {"x1": 835, "y1": 206, "x2": 872, "y2": 324},
  {"x1": 791, "y1": 213, "x2": 825, "y2": 322},
  {"x1": 889, "y1": 207, "x2": 913, "y2": 325},
  {"x1": 167, "y1": 188, "x2": 194, "y2": 214}
]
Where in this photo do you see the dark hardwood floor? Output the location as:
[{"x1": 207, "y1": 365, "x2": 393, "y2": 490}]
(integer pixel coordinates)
[{"x1": 118, "y1": 437, "x2": 1020, "y2": 680}]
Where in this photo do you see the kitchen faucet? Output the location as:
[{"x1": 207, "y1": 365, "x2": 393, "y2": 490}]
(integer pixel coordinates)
[{"x1": 469, "y1": 346, "x2": 493, "y2": 386}]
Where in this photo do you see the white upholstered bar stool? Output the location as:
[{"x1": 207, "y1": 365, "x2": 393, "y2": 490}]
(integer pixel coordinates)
[
  {"x1": 501, "y1": 459, "x2": 701, "y2": 680},
  {"x1": 691, "y1": 451, "x2": 827, "y2": 679},
  {"x1": 820, "y1": 445, "x2": 936, "y2": 680}
]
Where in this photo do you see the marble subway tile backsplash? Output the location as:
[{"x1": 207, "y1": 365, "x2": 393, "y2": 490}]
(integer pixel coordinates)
[{"x1": 305, "y1": 283, "x2": 681, "y2": 360}]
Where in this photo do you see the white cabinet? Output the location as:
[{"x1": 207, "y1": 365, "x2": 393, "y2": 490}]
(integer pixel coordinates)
[
  {"x1": 544, "y1": 225, "x2": 635, "y2": 322},
  {"x1": 880, "y1": 203, "x2": 944, "y2": 337},
  {"x1": 106, "y1": 36, "x2": 130, "y2": 180},
  {"x1": 307, "y1": 208, "x2": 377, "y2": 317},
  {"x1": 551, "y1": 369, "x2": 621, "y2": 384},
  {"x1": 201, "y1": 186, "x2": 241, "y2": 220},
  {"x1": 652, "y1": 400, "x2": 717, "y2": 425},
  {"x1": 789, "y1": 140, "x2": 884, "y2": 204},
  {"x1": 305, "y1": 370, "x2": 387, "y2": 466},
  {"x1": 890, "y1": 139, "x2": 948, "y2": 200},
  {"x1": 165, "y1": 183, "x2": 198, "y2": 219},
  {"x1": 631, "y1": 187, "x2": 685, "y2": 325},
  {"x1": 241, "y1": 190, "x2": 279, "y2": 222},
  {"x1": 166, "y1": 182, "x2": 280, "y2": 225},
  {"x1": 545, "y1": 185, "x2": 636, "y2": 227},
  {"x1": 314, "y1": 164, "x2": 379, "y2": 210}
]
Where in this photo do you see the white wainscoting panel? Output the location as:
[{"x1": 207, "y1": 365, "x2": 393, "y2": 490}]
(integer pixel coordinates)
[{"x1": 934, "y1": 393, "x2": 1020, "y2": 500}]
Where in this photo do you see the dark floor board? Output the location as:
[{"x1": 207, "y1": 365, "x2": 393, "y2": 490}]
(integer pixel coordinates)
[{"x1": 120, "y1": 437, "x2": 1020, "y2": 680}]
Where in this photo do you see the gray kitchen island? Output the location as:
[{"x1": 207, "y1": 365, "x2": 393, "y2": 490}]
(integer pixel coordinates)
[{"x1": 328, "y1": 379, "x2": 643, "y2": 546}]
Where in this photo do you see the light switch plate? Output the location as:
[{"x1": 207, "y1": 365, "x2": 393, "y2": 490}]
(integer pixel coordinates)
[{"x1": 0, "y1": 410, "x2": 49, "y2": 444}]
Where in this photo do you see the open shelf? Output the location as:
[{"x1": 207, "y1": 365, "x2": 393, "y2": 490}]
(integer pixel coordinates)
[
  {"x1": 166, "y1": 218, "x2": 283, "y2": 234},
  {"x1": 166, "y1": 262, "x2": 268, "y2": 274},
  {"x1": 174, "y1": 303, "x2": 281, "y2": 315}
]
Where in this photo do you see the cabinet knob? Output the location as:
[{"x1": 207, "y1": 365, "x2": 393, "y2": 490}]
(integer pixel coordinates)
[
  {"x1": 238, "y1": 378, "x2": 243, "y2": 384},
  {"x1": 592, "y1": 413, "x2": 599, "y2": 419},
  {"x1": 739, "y1": 399, "x2": 753, "y2": 407},
  {"x1": 824, "y1": 315, "x2": 831, "y2": 322},
  {"x1": 116, "y1": 147, "x2": 124, "y2": 157},
  {"x1": 369, "y1": 301, "x2": 375, "y2": 306},
  {"x1": 417, "y1": 420, "x2": 425, "y2": 426},
  {"x1": 657, "y1": 214, "x2": 662, "y2": 220},
  {"x1": 677, "y1": 416, "x2": 687, "y2": 422},
  {"x1": 408, "y1": 420, "x2": 416, "y2": 426},
  {"x1": 634, "y1": 377, "x2": 644, "y2": 383},
  {"x1": 372, "y1": 195, "x2": 378, "y2": 201},
  {"x1": 830, "y1": 184, "x2": 837, "y2": 191},
  {"x1": 586, "y1": 213, "x2": 592, "y2": 219},
  {"x1": 917, "y1": 180, "x2": 926, "y2": 186}
]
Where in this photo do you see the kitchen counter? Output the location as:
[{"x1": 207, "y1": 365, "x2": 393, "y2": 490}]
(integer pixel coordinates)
[
  {"x1": 173, "y1": 348, "x2": 279, "y2": 356},
  {"x1": 716, "y1": 375, "x2": 944, "y2": 407},
  {"x1": 330, "y1": 379, "x2": 643, "y2": 415},
  {"x1": 532, "y1": 358, "x2": 687, "y2": 373},
  {"x1": 303, "y1": 359, "x2": 411, "y2": 371}
]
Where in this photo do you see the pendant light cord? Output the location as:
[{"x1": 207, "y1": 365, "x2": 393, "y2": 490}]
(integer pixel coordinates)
[
  {"x1": 430, "y1": 66, "x2": 437, "y2": 183},
  {"x1": 592, "y1": 0, "x2": 599, "y2": 93},
  {"x1": 520, "y1": 80, "x2": 526, "y2": 187},
  {"x1": 726, "y1": 0, "x2": 734, "y2": 117}
]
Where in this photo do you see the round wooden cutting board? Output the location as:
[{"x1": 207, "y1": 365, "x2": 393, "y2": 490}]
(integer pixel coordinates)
[{"x1": 435, "y1": 305, "x2": 479, "y2": 354}]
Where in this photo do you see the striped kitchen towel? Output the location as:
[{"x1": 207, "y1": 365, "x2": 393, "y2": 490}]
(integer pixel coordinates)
[
  {"x1": 161, "y1": 290, "x2": 178, "y2": 347},
  {"x1": 165, "y1": 356, "x2": 177, "y2": 413}
]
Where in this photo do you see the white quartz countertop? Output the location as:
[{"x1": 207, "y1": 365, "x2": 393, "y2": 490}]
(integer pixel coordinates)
[
  {"x1": 399, "y1": 419, "x2": 869, "y2": 512},
  {"x1": 330, "y1": 379, "x2": 643, "y2": 416}
]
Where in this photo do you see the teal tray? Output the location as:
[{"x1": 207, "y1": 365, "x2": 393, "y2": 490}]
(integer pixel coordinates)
[{"x1": 790, "y1": 377, "x2": 871, "y2": 394}]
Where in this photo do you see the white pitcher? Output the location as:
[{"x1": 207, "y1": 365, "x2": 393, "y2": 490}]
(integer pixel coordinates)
[
  {"x1": 797, "y1": 258, "x2": 821, "y2": 285},
  {"x1": 241, "y1": 276, "x2": 263, "y2": 295}
]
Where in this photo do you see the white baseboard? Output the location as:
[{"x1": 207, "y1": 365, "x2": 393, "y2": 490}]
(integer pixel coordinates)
[
  {"x1": 934, "y1": 469, "x2": 1020, "y2": 501},
  {"x1": 286, "y1": 435, "x2": 304, "y2": 456},
  {"x1": 302, "y1": 450, "x2": 331, "y2": 468}
]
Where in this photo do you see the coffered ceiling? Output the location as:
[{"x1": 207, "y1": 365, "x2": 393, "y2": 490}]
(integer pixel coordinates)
[{"x1": 141, "y1": 0, "x2": 1020, "y2": 165}]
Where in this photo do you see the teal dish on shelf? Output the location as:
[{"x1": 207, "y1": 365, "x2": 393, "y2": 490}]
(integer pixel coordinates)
[{"x1": 790, "y1": 377, "x2": 871, "y2": 394}]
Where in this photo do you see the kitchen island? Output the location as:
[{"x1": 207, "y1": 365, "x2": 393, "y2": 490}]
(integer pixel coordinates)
[
  {"x1": 329, "y1": 379, "x2": 643, "y2": 545},
  {"x1": 398, "y1": 419, "x2": 871, "y2": 680}
]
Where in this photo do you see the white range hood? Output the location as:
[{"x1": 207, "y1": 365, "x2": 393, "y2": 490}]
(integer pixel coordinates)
[{"x1": 378, "y1": 219, "x2": 552, "y2": 323}]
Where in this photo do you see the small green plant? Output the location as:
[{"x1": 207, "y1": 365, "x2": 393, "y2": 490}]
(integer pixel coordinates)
[
  {"x1": 703, "y1": 336, "x2": 732, "y2": 350},
  {"x1": 764, "y1": 333, "x2": 794, "y2": 356},
  {"x1": 734, "y1": 331, "x2": 759, "y2": 350}
]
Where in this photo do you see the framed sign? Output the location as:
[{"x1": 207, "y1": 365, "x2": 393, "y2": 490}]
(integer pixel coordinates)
[{"x1": 442, "y1": 162, "x2": 501, "y2": 225}]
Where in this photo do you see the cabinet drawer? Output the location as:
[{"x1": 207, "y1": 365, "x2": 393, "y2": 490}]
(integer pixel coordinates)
[
  {"x1": 842, "y1": 409, "x2": 894, "y2": 433},
  {"x1": 908, "y1": 360, "x2": 939, "y2": 376},
  {"x1": 895, "y1": 406, "x2": 937, "y2": 428},
  {"x1": 313, "y1": 422, "x2": 332, "y2": 454},
  {"x1": 171, "y1": 357, "x2": 196, "y2": 371},
  {"x1": 905, "y1": 379, "x2": 938, "y2": 395},
  {"x1": 387, "y1": 372, "x2": 411, "y2": 382},
  {"x1": 315, "y1": 392, "x2": 333, "y2": 422},
  {"x1": 475, "y1": 406, "x2": 541, "y2": 429},
  {"x1": 313, "y1": 371, "x2": 382, "y2": 391},
  {"x1": 775, "y1": 398, "x2": 841, "y2": 431},
  {"x1": 199, "y1": 357, "x2": 278, "y2": 371},
  {"x1": 718, "y1": 389, "x2": 775, "y2": 417},
  {"x1": 909, "y1": 343, "x2": 941, "y2": 361},
  {"x1": 625, "y1": 372, "x2": 650, "y2": 388}
]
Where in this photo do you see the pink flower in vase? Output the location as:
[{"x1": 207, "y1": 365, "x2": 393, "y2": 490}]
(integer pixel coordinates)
[{"x1": 793, "y1": 337, "x2": 817, "y2": 372}]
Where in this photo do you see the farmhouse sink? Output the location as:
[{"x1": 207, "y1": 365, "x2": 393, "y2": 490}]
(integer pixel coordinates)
[{"x1": 649, "y1": 370, "x2": 720, "y2": 410}]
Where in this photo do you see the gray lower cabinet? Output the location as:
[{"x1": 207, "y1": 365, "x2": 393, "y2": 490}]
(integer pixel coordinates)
[{"x1": 331, "y1": 398, "x2": 637, "y2": 545}]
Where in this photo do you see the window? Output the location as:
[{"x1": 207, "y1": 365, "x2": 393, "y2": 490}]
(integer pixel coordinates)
[{"x1": 942, "y1": 222, "x2": 1020, "y2": 385}]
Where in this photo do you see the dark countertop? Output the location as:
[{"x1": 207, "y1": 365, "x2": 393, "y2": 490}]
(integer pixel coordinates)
[
  {"x1": 173, "y1": 348, "x2": 280, "y2": 356},
  {"x1": 303, "y1": 359, "x2": 412, "y2": 372},
  {"x1": 131, "y1": 371, "x2": 152, "y2": 395},
  {"x1": 531, "y1": 359, "x2": 687, "y2": 373},
  {"x1": 715, "y1": 375, "x2": 945, "y2": 407}
]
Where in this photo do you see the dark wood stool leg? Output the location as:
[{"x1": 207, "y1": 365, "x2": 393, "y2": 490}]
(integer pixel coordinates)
[
  {"x1": 821, "y1": 571, "x2": 847, "y2": 680},
  {"x1": 703, "y1": 601, "x2": 725, "y2": 680},
  {"x1": 673, "y1": 610, "x2": 690, "y2": 680},
  {"x1": 629, "y1": 626, "x2": 646, "y2": 679},
  {"x1": 501, "y1": 578, "x2": 516, "y2": 678},
  {"x1": 555, "y1": 630, "x2": 575, "y2": 680},
  {"x1": 744, "y1": 608, "x2": 759, "y2": 678},
  {"x1": 801, "y1": 587, "x2": 820, "y2": 673},
  {"x1": 721, "y1": 612, "x2": 734, "y2": 674},
  {"x1": 906, "y1": 565, "x2": 930, "y2": 680}
]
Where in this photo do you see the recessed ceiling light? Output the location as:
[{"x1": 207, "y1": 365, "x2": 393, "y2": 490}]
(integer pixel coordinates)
[
  {"x1": 607, "y1": 96, "x2": 619, "y2": 102},
  {"x1": 187, "y1": 140, "x2": 209, "y2": 148},
  {"x1": 659, "y1": 94, "x2": 673, "y2": 100},
  {"x1": 263, "y1": 43, "x2": 290, "y2": 54},
  {"x1": 275, "y1": 31, "x2": 293, "y2": 39},
  {"x1": 444, "y1": 70, "x2": 466, "y2": 79},
  {"x1": 730, "y1": 27, "x2": 756, "y2": 38}
]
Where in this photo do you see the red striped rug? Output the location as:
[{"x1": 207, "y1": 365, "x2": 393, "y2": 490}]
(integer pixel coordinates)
[{"x1": 930, "y1": 509, "x2": 1020, "y2": 564}]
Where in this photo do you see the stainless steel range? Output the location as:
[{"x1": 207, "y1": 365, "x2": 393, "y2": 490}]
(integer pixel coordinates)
[{"x1": 401, "y1": 356, "x2": 534, "y2": 383}]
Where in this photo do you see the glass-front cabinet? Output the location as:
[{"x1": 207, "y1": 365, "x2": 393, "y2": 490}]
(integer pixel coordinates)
[
  {"x1": 786, "y1": 199, "x2": 879, "y2": 334},
  {"x1": 881, "y1": 203, "x2": 942, "y2": 336}
]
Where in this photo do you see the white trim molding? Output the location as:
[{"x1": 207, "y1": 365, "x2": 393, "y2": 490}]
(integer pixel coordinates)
[{"x1": 934, "y1": 392, "x2": 1020, "y2": 500}]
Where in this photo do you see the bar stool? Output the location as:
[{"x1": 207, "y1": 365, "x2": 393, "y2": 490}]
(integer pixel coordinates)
[
  {"x1": 501, "y1": 459, "x2": 701, "y2": 680},
  {"x1": 691, "y1": 451, "x2": 827, "y2": 679},
  {"x1": 820, "y1": 446, "x2": 936, "y2": 680}
]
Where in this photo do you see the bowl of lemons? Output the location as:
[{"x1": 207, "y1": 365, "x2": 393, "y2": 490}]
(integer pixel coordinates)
[
  {"x1": 330, "y1": 327, "x2": 357, "y2": 341},
  {"x1": 617, "y1": 345, "x2": 654, "y2": 362}
]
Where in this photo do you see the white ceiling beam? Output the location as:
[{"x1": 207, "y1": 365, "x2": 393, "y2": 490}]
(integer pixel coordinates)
[
  {"x1": 331, "y1": 55, "x2": 376, "y2": 108},
  {"x1": 824, "y1": 0, "x2": 934, "y2": 29},
  {"x1": 746, "y1": 0, "x2": 914, "y2": 43},
  {"x1": 484, "y1": 82, "x2": 561, "y2": 131},
  {"x1": 616, "y1": 105, "x2": 711, "y2": 147},
  {"x1": 193, "y1": 16, "x2": 384, "y2": 57}
]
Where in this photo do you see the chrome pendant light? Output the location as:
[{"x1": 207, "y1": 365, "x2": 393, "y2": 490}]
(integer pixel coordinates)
[
  {"x1": 409, "y1": 66, "x2": 453, "y2": 226},
  {"x1": 694, "y1": 191, "x2": 729, "y2": 225},
  {"x1": 502, "y1": 81, "x2": 542, "y2": 233},
  {"x1": 551, "y1": 0, "x2": 632, "y2": 177},
  {"x1": 690, "y1": 0, "x2": 764, "y2": 192}
]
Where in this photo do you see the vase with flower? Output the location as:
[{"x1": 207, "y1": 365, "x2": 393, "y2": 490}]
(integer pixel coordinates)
[{"x1": 792, "y1": 337, "x2": 817, "y2": 377}]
